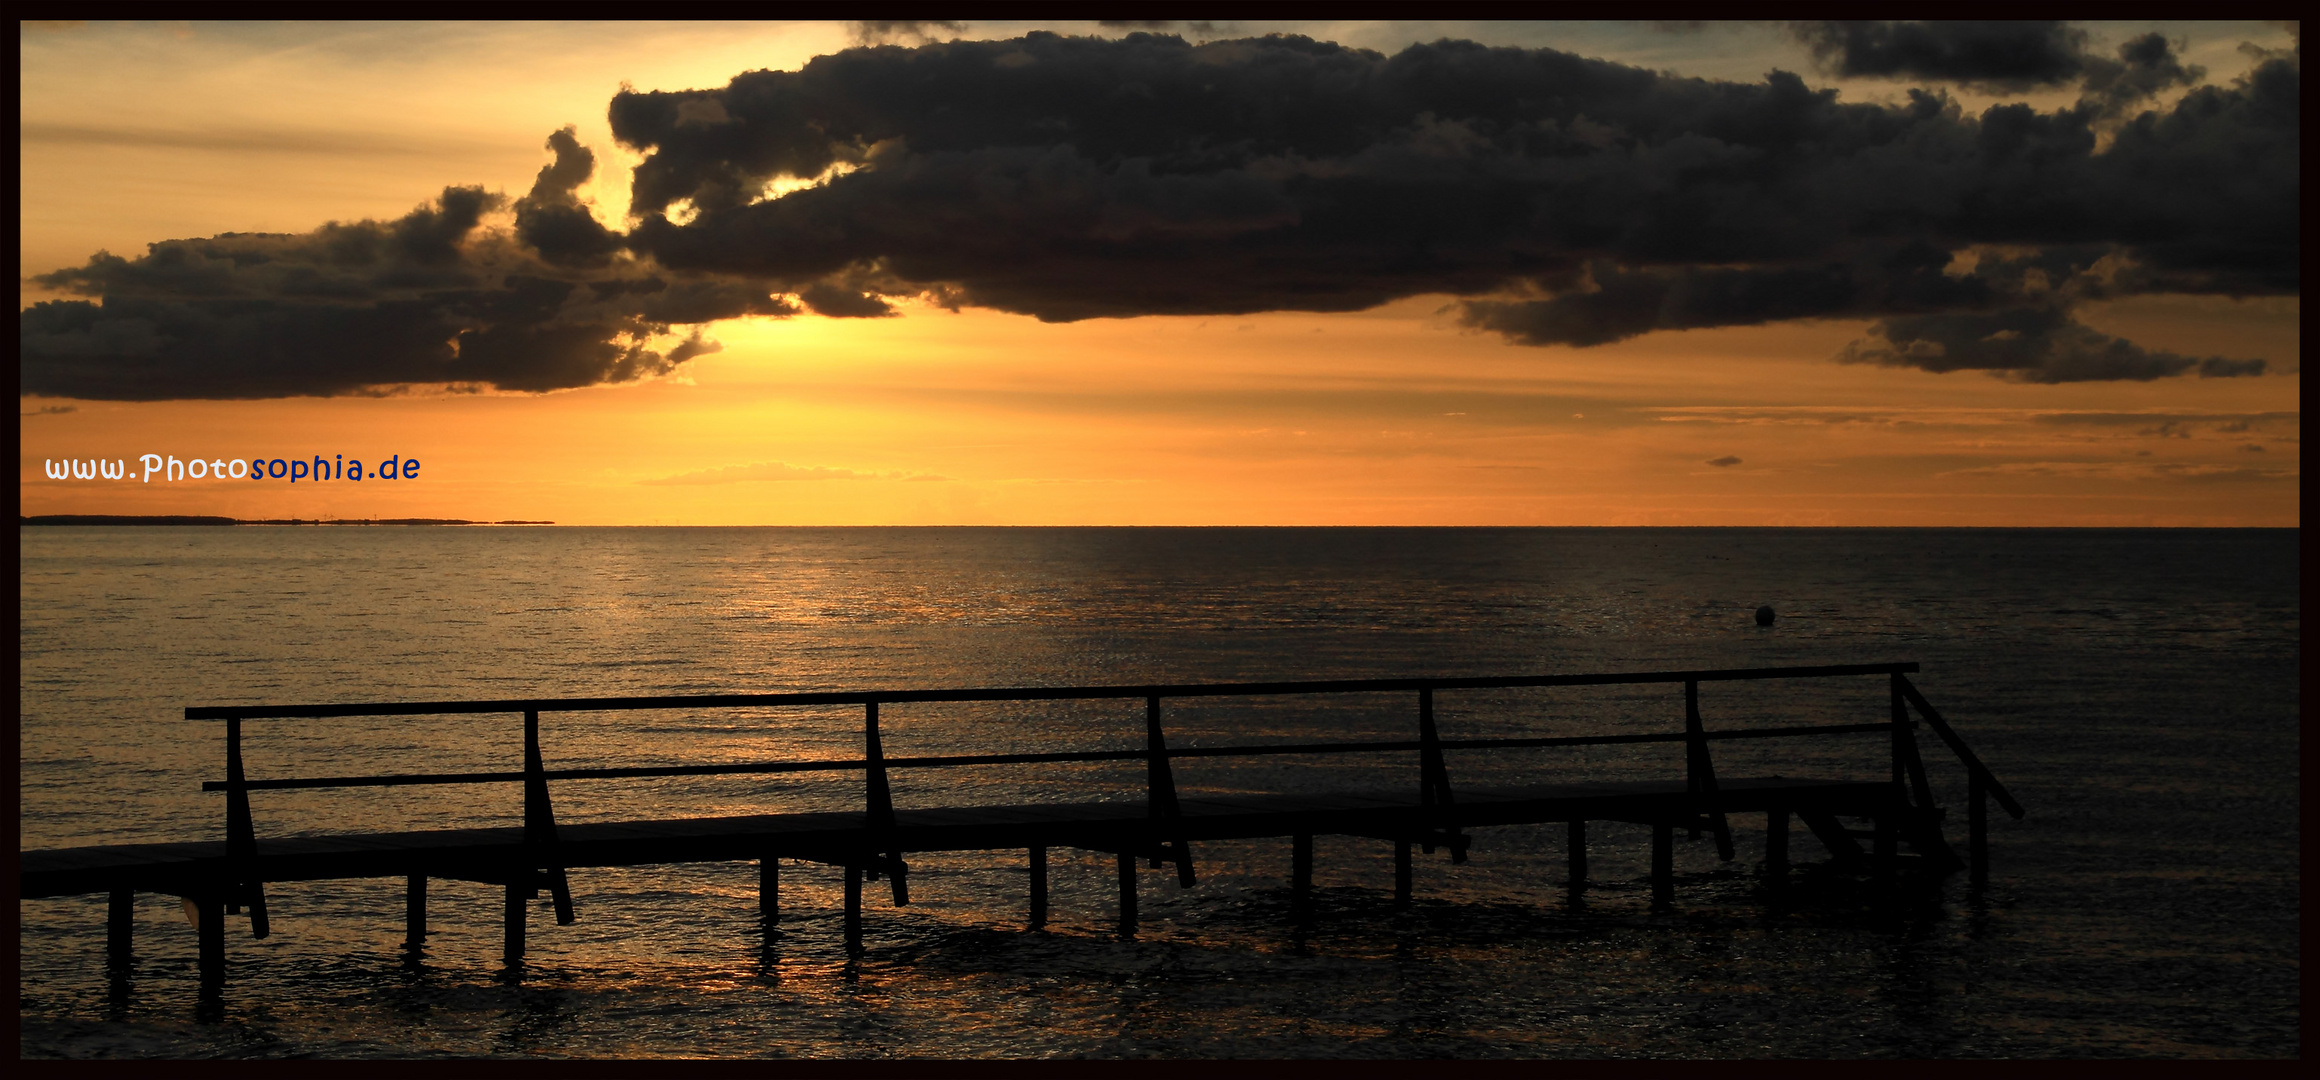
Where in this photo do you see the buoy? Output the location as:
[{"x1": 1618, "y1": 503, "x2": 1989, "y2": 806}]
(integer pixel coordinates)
[{"x1": 1755, "y1": 605, "x2": 1776, "y2": 626}]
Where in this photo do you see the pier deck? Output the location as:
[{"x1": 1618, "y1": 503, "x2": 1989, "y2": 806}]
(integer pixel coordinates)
[{"x1": 23, "y1": 776, "x2": 1891, "y2": 898}]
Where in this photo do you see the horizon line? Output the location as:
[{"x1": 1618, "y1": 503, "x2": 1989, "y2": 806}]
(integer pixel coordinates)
[{"x1": 15, "y1": 516, "x2": 2297, "y2": 531}]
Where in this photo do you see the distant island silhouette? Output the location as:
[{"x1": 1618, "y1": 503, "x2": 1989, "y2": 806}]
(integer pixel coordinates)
[{"x1": 20, "y1": 515, "x2": 552, "y2": 526}]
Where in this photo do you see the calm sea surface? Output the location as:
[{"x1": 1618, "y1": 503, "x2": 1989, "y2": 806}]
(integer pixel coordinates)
[{"x1": 17, "y1": 527, "x2": 2300, "y2": 1058}]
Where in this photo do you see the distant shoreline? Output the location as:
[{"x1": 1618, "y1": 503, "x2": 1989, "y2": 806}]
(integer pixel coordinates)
[{"x1": 19, "y1": 515, "x2": 553, "y2": 526}]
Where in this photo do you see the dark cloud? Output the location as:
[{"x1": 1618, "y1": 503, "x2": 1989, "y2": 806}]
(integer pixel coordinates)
[
  {"x1": 796, "y1": 281, "x2": 895, "y2": 318},
  {"x1": 1835, "y1": 307, "x2": 2266, "y2": 383},
  {"x1": 665, "y1": 332, "x2": 721, "y2": 364},
  {"x1": 1463, "y1": 242, "x2": 2005, "y2": 346},
  {"x1": 2239, "y1": 24, "x2": 2300, "y2": 66},
  {"x1": 2077, "y1": 33, "x2": 2205, "y2": 118},
  {"x1": 514, "y1": 126, "x2": 624, "y2": 268},
  {"x1": 1706, "y1": 455, "x2": 1742, "y2": 467},
  {"x1": 1789, "y1": 21, "x2": 2089, "y2": 88},
  {"x1": 22, "y1": 31, "x2": 2297, "y2": 399},
  {"x1": 1098, "y1": 20, "x2": 1228, "y2": 38},
  {"x1": 22, "y1": 179, "x2": 795, "y2": 400},
  {"x1": 1797, "y1": 23, "x2": 2216, "y2": 123},
  {"x1": 606, "y1": 32, "x2": 2288, "y2": 376},
  {"x1": 851, "y1": 21, "x2": 965, "y2": 46}
]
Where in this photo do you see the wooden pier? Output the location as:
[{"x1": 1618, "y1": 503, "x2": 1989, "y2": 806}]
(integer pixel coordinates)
[{"x1": 20, "y1": 663, "x2": 2022, "y2": 988}]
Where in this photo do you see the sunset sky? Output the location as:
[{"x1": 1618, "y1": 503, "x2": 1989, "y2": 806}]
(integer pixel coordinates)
[{"x1": 19, "y1": 19, "x2": 2300, "y2": 525}]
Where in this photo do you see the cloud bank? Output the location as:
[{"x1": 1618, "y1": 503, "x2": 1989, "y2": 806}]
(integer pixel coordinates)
[{"x1": 22, "y1": 28, "x2": 2297, "y2": 399}]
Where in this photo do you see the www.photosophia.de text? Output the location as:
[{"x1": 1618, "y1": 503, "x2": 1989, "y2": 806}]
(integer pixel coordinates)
[{"x1": 42, "y1": 455, "x2": 423, "y2": 483}]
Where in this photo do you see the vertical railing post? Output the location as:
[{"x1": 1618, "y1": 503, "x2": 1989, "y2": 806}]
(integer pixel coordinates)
[
  {"x1": 1417, "y1": 693, "x2": 1436, "y2": 856},
  {"x1": 223, "y1": 715, "x2": 269, "y2": 938},
  {"x1": 1883, "y1": 676, "x2": 1958, "y2": 876},
  {"x1": 1892, "y1": 676, "x2": 1939, "y2": 808},
  {"x1": 1889, "y1": 675, "x2": 1960, "y2": 872},
  {"x1": 1684, "y1": 684, "x2": 1701, "y2": 839},
  {"x1": 1684, "y1": 680, "x2": 1735, "y2": 861},
  {"x1": 862, "y1": 701, "x2": 906, "y2": 905},
  {"x1": 523, "y1": 709, "x2": 575, "y2": 925},
  {"x1": 1889, "y1": 675, "x2": 1907, "y2": 792},
  {"x1": 1417, "y1": 686, "x2": 1464, "y2": 864},
  {"x1": 1147, "y1": 695, "x2": 1195, "y2": 886}
]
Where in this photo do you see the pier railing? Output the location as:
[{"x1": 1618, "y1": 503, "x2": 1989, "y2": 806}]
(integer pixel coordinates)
[{"x1": 187, "y1": 662, "x2": 2022, "y2": 941}]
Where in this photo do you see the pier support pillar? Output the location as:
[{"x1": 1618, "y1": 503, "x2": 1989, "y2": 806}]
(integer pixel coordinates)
[
  {"x1": 1394, "y1": 840, "x2": 1412, "y2": 909},
  {"x1": 1028, "y1": 847, "x2": 1048, "y2": 930},
  {"x1": 405, "y1": 875, "x2": 426, "y2": 950},
  {"x1": 1651, "y1": 821, "x2": 1674, "y2": 910},
  {"x1": 1117, "y1": 850, "x2": 1137, "y2": 937},
  {"x1": 107, "y1": 889, "x2": 134, "y2": 966},
  {"x1": 844, "y1": 865, "x2": 863, "y2": 955},
  {"x1": 1292, "y1": 833, "x2": 1313, "y2": 913},
  {"x1": 1874, "y1": 813, "x2": 1897, "y2": 884},
  {"x1": 503, "y1": 882, "x2": 526, "y2": 964},
  {"x1": 1765, "y1": 807, "x2": 1788, "y2": 902},
  {"x1": 759, "y1": 858, "x2": 778, "y2": 922},
  {"x1": 197, "y1": 892, "x2": 226, "y2": 985},
  {"x1": 1568, "y1": 819, "x2": 1588, "y2": 893},
  {"x1": 1969, "y1": 773, "x2": 1990, "y2": 892}
]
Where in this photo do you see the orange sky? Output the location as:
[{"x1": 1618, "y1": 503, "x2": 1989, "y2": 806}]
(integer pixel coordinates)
[{"x1": 19, "y1": 21, "x2": 2302, "y2": 526}]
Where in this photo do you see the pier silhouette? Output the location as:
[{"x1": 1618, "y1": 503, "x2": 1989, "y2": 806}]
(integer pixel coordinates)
[{"x1": 23, "y1": 662, "x2": 2022, "y2": 990}]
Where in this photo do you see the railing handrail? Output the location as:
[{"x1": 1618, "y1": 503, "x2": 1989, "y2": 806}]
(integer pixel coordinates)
[
  {"x1": 198, "y1": 721, "x2": 1899, "y2": 793},
  {"x1": 184, "y1": 662, "x2": 1920, "y2": 721},
  {"x1": 191, "y1": 661, "x2": 2017, "y2": 926}
]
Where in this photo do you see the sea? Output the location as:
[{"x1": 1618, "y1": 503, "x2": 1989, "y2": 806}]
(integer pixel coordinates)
[{"x1": 16, "y1": 526, "x2": 2301, "y2": 1058}]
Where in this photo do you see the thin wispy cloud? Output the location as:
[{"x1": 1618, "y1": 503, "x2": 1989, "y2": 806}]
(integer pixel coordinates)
[
  {"x1": 1937, "y1": 460, "x2": 2299, "y2": 483},
  {"x1": 641, "y1": 461, "x2": 952, "y2": 485},
  {"x1": 1654, "y1": 406, "x2": 2302, "y2": 438}
]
